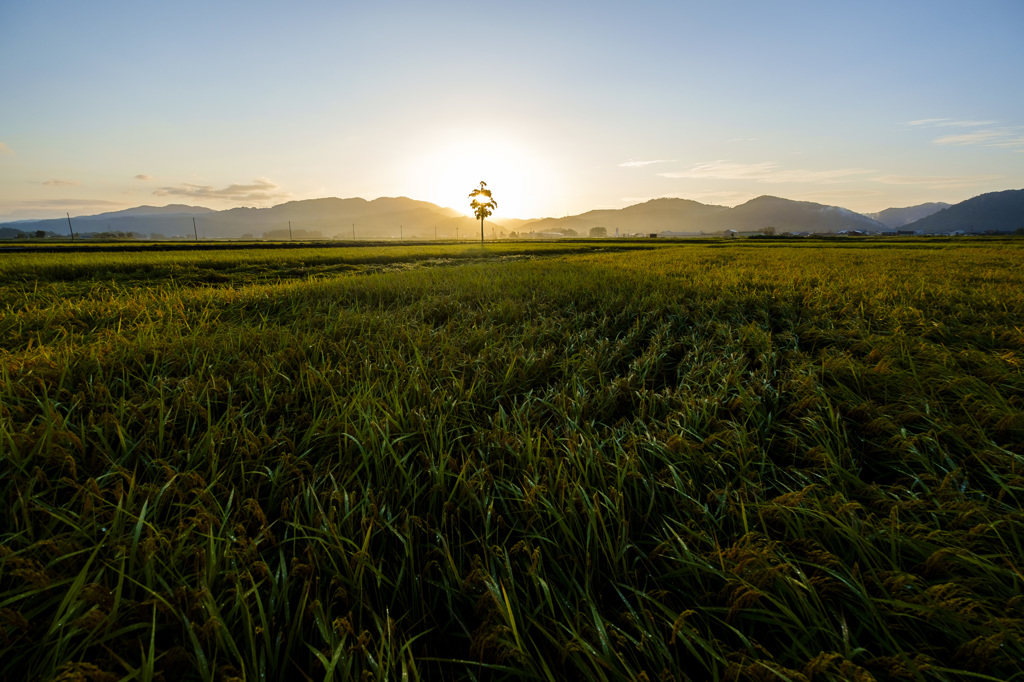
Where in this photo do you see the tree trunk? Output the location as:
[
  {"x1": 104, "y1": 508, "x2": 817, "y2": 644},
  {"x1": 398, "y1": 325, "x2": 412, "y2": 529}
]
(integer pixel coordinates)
[{"x1": 480, "y1": 217, "x2": 484, "y2": 246}]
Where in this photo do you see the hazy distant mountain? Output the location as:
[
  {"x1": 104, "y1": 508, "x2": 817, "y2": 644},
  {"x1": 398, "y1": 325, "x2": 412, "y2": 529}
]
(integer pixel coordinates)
[
  {"x1": 521, "y1": 198, "x2": 728, "y2": 235},
  {"x1": 490, "y1": 217, "x2": 533, "y2": 231},
  {"x1": 191, "y1": 197, "x2": 469, "y2": 239},
  {"x1": 867, "y1": 202, "x2": 949, "y2": 228},
  {"x1": 705, "y1": 196, "x2": 887, "y2": 233},
  {"x1": 519, "y1": 196, "x2": 884, "y2": 235},
  {"x1": 91, "y1": 204, "x2": 216, "y2": 218},
  {"x1": 0, "y1": 204, "x2": 216, "y2": 238},
  {"x1": 0, "y1": 197, "x2": 487, "y2": 240},
  {"x1": 4, "y1": 191, "x2": 1020, "y2": 240},
  {"x1": 902, "y1": 189, "x2": 1024, "y2": 233}
]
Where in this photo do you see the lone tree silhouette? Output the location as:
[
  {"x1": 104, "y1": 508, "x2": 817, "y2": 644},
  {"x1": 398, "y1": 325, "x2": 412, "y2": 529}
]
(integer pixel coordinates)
[{"x1": 468, "y1": 181, "x2": 497, "y2": 246}]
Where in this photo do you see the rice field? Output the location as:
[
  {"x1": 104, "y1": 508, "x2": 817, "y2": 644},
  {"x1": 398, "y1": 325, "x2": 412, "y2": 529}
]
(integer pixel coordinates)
[{"x1": 1, "y1": 239, "x2": 1022, "y2": 681}]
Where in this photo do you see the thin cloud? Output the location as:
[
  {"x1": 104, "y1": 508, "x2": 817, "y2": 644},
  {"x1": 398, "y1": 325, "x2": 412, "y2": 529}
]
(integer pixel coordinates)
[
  {"x1": 908, "y1": 118, "x2": 1024, "y2": 150},
  {"x1": 619, "y1": 191, "x2": 751, "y2": 207},
  {"x1": 872, "y1": 174, "x2": 1003, "y2": 189},
  {"x1": 934, "y1": 130, "x2": 1005, "y2": 145},
  {"x1": 945, "y1": 120, "x2": 997, "y2": 127},
  {"x1": 659, "y1": 160, "x2": 873, "y2": 184},
  {"x1": 908, "y1": 118, "x2": 996, "y2": 127},
  {"x1": 798, "y1": 189, "x2": 885, "y2": 199},
  {"x1": 0, "y1": 142, "x2": 12, "y2": 155},
  {"x1": 19, "y1": 199, "x2": 124, "y2": 209},
  {"x1": 661, "y1": 161, "x2": 776, "y2": 180},
  {"x1": 153, "y1": 178, "x2": 288, "y2": 203},
  {"x1": 990, "y1": 136, "x2": 1024, "y2": 148},
  {"x1": 677, "y1": 190, "x2": 752, "y2": 206},
  {"x1": 43, "y1": 179, "x2": 80, "y2": 187},
  {"x1": 939, "y1": 128, "x2": 1024, "y2": 149},
  {"x1": 134, "y1": 174, "x2": 151, "y2": 181},
  {"x1": 0, "y1": 199, "x2": 125, "y2": 221},
  {"x1": 619, "y1": 159, "x2": 675, "y2": 168},
  {"x1": 754, "y1": 168, "x2": 874, "y2": 184},
  {"x1": 619, "y1": 193, "x2": 690, "y2": 203}
]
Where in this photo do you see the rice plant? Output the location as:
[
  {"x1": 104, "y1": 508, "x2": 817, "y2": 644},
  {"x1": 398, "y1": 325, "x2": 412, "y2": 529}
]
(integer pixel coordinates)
[{"x1": 1, "y1": 239, "x2": 1022, "y2": 680}]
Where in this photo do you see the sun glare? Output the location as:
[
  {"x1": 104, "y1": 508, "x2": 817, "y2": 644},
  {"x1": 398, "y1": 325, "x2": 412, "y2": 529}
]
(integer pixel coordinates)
[{"x1": 405, "y1": 130, "x2": 557, "y2": 219}]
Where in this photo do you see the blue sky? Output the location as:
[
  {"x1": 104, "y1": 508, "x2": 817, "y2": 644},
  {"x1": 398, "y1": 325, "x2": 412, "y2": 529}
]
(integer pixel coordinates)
[{"x1": 2, "y1": 0, "x2": 1022, "y2": 220}]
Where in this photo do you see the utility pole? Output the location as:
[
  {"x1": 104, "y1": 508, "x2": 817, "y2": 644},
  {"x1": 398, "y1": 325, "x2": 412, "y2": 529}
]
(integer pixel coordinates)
[
  {"x1": 456, "y1": 225, "x2": 459, "y2": 240},
  {"x1": 192, "y1": 217, "x2": 198, "y2": 242},
  {"x1": 400, "y1": 224, "x2": 403, "y2": 240},
  {"x1": 434, "y1": 225, "x2": 437, "y2": 240},
  {"x1": 288, "y1": 221, "x2": 293, "y2": 241},
  {"x1": 352, "y1": 223, "x2": 355, "y2": 241},
  {"x1": 66, "y1": 213, "x2": 75, "y2": 241}
]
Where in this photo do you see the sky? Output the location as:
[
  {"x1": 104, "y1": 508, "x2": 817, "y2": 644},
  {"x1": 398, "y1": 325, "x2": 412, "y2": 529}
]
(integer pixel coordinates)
[{"x1": 1, "y1": 0, "x2": 1022, "y2": 221}]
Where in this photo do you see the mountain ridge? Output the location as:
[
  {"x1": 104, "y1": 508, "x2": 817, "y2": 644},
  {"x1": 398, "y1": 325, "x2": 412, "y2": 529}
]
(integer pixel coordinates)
[
  {"x1": 2, "y1": 190, "x2": 1021, "y2": 239},
  {"x1": 519, "y1": 195, "x2": 888, "y2": 235},
  {"x1": 902, "y1": 189, "x2": 1024, "y2": 233},
  {"x1": 867, "y1": 202, "x2": 950, "y2": 228}
]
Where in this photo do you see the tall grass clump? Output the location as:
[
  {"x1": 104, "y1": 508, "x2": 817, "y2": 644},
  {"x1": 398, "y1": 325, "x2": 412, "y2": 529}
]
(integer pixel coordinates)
[{"x1": 1, "y1": 240, "x2": 1022, "y2": 681}]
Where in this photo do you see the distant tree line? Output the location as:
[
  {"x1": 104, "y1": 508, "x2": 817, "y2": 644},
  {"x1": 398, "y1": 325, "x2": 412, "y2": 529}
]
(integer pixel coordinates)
[
  {"x1": 0, "y1": 228, "x2": 60, "y2": 239},
  {"x1": 84, "y1": 231, "x2": 140, "y2": 240},
  {"x1": 0, "y1": 228, "x2": 142, "y2": 240}
]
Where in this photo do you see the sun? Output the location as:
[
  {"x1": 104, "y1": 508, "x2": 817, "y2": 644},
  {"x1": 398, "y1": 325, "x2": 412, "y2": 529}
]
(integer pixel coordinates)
[{"x1": 404, "y1": 130, "x2": 557, "y2": 219}]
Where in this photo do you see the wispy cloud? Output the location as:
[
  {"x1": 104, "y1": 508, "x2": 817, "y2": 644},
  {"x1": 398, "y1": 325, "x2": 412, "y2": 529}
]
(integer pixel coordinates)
[
  {"x1": 43, "y1": 179, "x2": 80, "y2": 187},
  {"x1": 0, "y1": 199, "x2": 125, "y2": 221},
  {"x1": 934, "y1": 130, "x2": 1006, "y2": 145},
  {"x1": 676, "y1": 190, "x2": 753, "y2": 206},
  {"x1": 908, "y1": 118, "x2": 996, "y2": 127},
  {"x1": 619, "y1": 190, "x2": 753, "y2": 207},
  {"x1": 872, "y1": 174, "x2": 1003, "y2": 189},
  {"x1": 0, "y1": 142, "x2": 12, "y2": 155},
  {"x1": 660, "y1": 161, "x2": 775, "y2": 180},
  {"x1": 153, "y1": 178, "x2": 288, "y2": 203},
  {"x1": 618, "y1": 193, "x2": 689, "y2": 204},
  {"x1": 619, "y1": 159, "x2": 675, "y2": 168},
  {"x1": 797, "y1": 189, "x2": 885, "y2": 199},
  {"x1": 134, "y1": 174, "x2": 151, "y2": 181},
  {"x1": 990, "y1": 136, "x2": 1024, "y2": 148},
  {"x1": 19, "y1": 199, "x2": 124, "y2": 209},
  {"x1": 908, "y1": 118, "x2": 1024, "y2": 150},
  {"x1": 659, "y1": 160, "x2": 873, "y2": 184}
]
